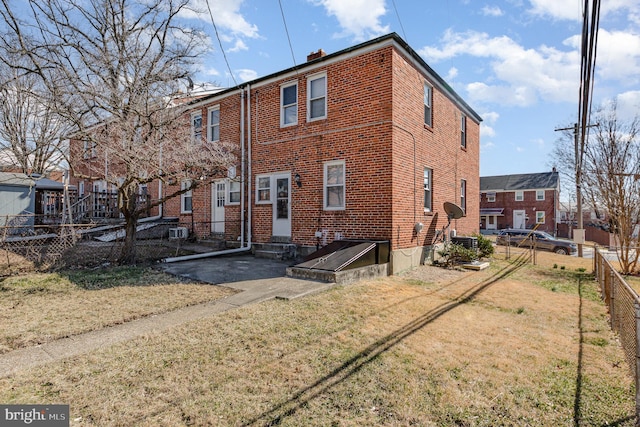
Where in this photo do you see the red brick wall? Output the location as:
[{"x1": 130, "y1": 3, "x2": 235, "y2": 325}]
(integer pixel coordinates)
[{"x1": 480, "y1": 188, "x2": 558, "y2": 233}]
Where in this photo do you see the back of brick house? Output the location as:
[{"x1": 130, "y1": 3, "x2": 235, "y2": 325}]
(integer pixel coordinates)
[
  {"x1": 69, "y1": 33, "x2": 481, "y2": 274},
  {"x1": 479, "y1": 170, "x2": 560, "y2": 235}
]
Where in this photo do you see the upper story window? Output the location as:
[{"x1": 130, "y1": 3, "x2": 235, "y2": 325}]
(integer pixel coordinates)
[
  {"x1": 460, "y1": 179, "x2": 467, "y2": 214},
  {"x1": 307, "y1": 72, "x2": 327, "y2": 121},
  {"x1": 487, "y1": 192, "x2": 496, "y2": 202},
  {"x1": 324, "y1": 160, "x2": 345, "y2": 210},
  {"x1": 424, "y1": 168, "x2": 432, "y2": 212},
  {"x1": 536, "y1": 190, "x2": 545, "y2": 201},
  {"x1": 83, "y1": 140, "x2": 96, "y2": 159},
  {"x1": 460, "y1": 114, "x2": 467, "y2": 149},
  {"x1": 424, "y1": 83, "x2": 433, "y2": 127},
  {"x1": 191, "y1": 112, "x2": 202, "y2": 143},
  {"x1": 281, "y1": 82, "x2": 298, "y2": 126},
  {"x1": 181, "y1": 180, "x2": 193, "y2": 213},
  {"x1": 515, "y1": 190, "x2": 524, "y2": 201},
  {"x1": 208, "y1": 107, "x2": 220, "y2": 142}
]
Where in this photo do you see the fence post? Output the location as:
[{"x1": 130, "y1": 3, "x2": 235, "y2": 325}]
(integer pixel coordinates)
[
  {"x1": 607, "y1": 268, "x2": 616, "y2": 333},
  {"x1": 635, "y1": 301, "x2": 640, "y2": 425}
]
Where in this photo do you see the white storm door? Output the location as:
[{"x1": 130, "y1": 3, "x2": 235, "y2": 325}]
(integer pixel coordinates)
[
  {"x1": 272, "y1": 173, "x2": 291, "y2": 237},
  {"x1": 212, "y1": 180, "x2": 225, "y2": 234},
  {"x1": 513, "y1": 210, "x2": 526, "y2": 229},
  {"x1": 488, "y1": 216, "x2": 497, "y2": 230}
]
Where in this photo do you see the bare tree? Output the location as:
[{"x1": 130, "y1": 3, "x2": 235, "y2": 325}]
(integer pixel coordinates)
[
  {"x1": 0, "y1": 51, "x2": 69, "y2": 174},
  {"x1": 554, "y1": 101, "x2": 640, "y2": 273},
  {"x1": 0, "y1": 0, "x2": 236, "y2": 264}
]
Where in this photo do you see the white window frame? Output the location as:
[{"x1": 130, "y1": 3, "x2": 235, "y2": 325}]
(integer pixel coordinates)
[
  {"x1": 256, "y1": 175, "x2": 272, "y2": 204},
  {"x1": 460, "y1": 179, "x2": 467, "y2": 214},
  {"x1": 424, "y1": 83, "x2": 433, "y2": 127},
  {"x1": 307, "y1": 72, "x2": 327, "y2": 121},
  {"x1": 460, "y1": 113, "x2": 466, "y2": 148},
  {"x1": 83, "y1": 140, "x2": 96, "y2": 159},
  {"x1": 324, "y1": 160, "x2": 345, "y2": 211},
  {"x1": 280, "y1": 81, "x2": 298, "y2": 127},
  {"x1": 208, "y1": 106, "x2": 220, "y2": 142},
  {"x1": 536, "y1": 211, "x2": 545, "y2": 224},
  {"x1": 536, "y1": 190, "x2": 545, "y2": 201},
  {"x1": 181, "y1": 180, "x2": 193, "y2": 213},
  {"x1": 487, "y1": 192, "x2": 496, "y2": 203},
  {"x1": 515, "y1": 190, "x2": 524, "y2": 201},
  {"x1": 191, "y1": 112, "x2": 202, "y2": 143},
  {"x1": 227, "y1": 180, "x2": 241, "y2": 205},
  {"x1": 424, "y1": 167, "x2": 432, "y2": 212}
]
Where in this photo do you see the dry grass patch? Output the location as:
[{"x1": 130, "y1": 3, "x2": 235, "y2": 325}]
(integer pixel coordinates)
[
  {"x1": 0, "y1": 266, "x2": 236, "y2": 353},
  {"x1": 0, "y1": 257, "x2": 634, "y2": 426}
]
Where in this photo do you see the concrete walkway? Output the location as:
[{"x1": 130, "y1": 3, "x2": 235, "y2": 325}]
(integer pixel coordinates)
[{"x1": 0, "y1": 255, "x2": 333, "y2": 378}]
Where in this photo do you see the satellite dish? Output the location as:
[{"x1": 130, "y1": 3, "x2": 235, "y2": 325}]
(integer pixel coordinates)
[{"x1": 443, "y1": 202, "x2": 464, "y2": 220}]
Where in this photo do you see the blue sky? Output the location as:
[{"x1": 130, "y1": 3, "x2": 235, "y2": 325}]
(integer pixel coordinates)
[{"x1": 180, "y1": 0, "x2": 640, "y2": 177}]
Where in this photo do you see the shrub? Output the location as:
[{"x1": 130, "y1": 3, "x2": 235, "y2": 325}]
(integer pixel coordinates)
[
  {"x1": 473, "y1": 233, "x2": 495, "y2": 258},
  {"x1": 437, "y1": 243, "x2": 478, "y2": 267}
]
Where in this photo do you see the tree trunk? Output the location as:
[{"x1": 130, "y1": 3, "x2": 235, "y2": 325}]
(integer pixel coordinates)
[{"x1": 118, "y1": 185, "x2": 140, "y2": 265}]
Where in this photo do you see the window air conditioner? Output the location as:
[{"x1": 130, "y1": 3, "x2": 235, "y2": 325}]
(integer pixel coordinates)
[{"x1": 169, "y1": 227, "x2": 188, "y2": 239}]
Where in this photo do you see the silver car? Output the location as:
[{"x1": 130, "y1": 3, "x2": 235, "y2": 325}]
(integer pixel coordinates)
[{"x1": 496, "y1": 229, "x2": 577, "y2": 255}]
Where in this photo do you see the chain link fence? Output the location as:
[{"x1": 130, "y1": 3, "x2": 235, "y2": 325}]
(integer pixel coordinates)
[
  {"x1": 0, "y1": 217, "x2": 242, "y2": 274},
  {"x1": 593, "y1": 247, "x2": 640, "y2": 421}
]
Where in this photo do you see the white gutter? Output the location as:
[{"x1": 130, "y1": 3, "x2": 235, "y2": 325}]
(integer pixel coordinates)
[{"x1": 164, "y1": 85, "x2": 252, "y2": 263}]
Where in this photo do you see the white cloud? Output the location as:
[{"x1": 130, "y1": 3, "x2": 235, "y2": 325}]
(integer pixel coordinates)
[
  {"x1": 445, "y1": 67, "x2": 458, "y2": 81},
  {"x1": 236, "y1": 68, "x2": 258, "y2": 82},
  {"x1": 531, "y1": 138, "x2": 545, "y2": 147},
  {"x1": 228, "y1": 39, "x2": 248, "y2": 53},
  {"x1": 481, "y1": 124, "x2": 496, "y2": 138},
  {"x1": 481, "y1": 5, "x2": 503, "y2": 17},
  {"x1": 590, "y1": 30, "x2": 640, "y2": 84},
  {"x1": 617, "y1": 91, "x2": 640, "y2": 120},
  {"x1": 184, "y1": 0, "x2": 258, "y2": 38},
  {"x1": 420, "y1": 30, "x2": 579, "y2": 106},
  {"x1": 309, "y1": 0, "x2": 389, "y2": 41},
  {"x1": 481, "y1": 141, "x2": 496, "y2": 151},
  {"x1": 481, "y1": 111, "x2": 500, "y2": 124},
  {"x1": 527, "y1": 0, "x2": 639, "y2": 21}
]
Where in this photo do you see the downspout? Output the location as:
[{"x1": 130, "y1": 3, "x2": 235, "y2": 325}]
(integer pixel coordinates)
[
  {"x1": 164, "y1": 86, "x2": 251, "y2": 263},
  {"x1": 246, "y1": 83, "x2": 252, "y2": 247}
]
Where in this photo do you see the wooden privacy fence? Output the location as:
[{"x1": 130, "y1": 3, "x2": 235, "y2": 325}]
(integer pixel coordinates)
[{"x1": 593, "y1": 247, "x2": 640, "y2": 421}]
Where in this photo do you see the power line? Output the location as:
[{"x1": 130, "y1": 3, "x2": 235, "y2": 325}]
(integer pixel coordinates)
[
  {"x1": 205, "y1": 0, "x2": 238, "y2": 87},
  {"x1": 390, "y1": 0, "x2": 407, "y2": 42},
  {"x1": 278, "y1": 0, "x2": 297, "y2": 70}
]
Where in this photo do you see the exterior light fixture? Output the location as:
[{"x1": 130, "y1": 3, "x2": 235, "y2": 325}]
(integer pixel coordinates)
[{"x1": 294, "y1": 173, "x2": 302, "y2": 187}]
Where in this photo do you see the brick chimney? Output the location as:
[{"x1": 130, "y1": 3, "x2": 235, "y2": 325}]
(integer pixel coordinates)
[{"x1": 307, "y1": 49, "x2": 326, "y2": 62}]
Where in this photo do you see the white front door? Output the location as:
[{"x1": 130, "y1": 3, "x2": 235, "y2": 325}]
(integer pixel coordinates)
[
  {"x1": 212, "y1": 180, "x2": 225, "y2": 234},
  {"x1": 272, "y1": 173, "x2": 291, "y2": 237},
  {"x1": 513, "y1": 210, "x2": 526, "y2": 229},
  {"x1": 487, "y1": 216, "x2": 497, "y2": 230}
]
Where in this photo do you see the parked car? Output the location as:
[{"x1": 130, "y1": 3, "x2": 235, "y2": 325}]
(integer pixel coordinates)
[{"x1": 495, "y1": 229, "x2": 577, "y2": 255}]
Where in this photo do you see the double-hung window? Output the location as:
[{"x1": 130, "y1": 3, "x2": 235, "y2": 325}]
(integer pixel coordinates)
[
  {"x1": 208, "y1": 107, "x2": 220, "y2": 142},
  {"x1": 536, "y1": 211, "x2": 545, "y2": 224},
  {"x1": 460, "y1": 114, "x2": 466, "y2": 148},
  {"x1": 487, "y1": 192, "x2": 496, "y2": 202},
  {"x1": 424, "y1": 168, "x2": 433, "y2": 212},
  {"x1": 424, "y1": 83, "x2": 433, "y2": 127},
  {"x1": 228, "y1": 180, "x2": 240, "y2": 204},
  {"x1": 191, "y1": 112, "x2": 202, "y2": 143},
  {"x1": 281, "y1": 82, "x2": 298, "y2": 126},
  {"x1": 515, "y1": 190, "x2": 524, "y2": 201},
  {"x1": 536, "y1": 190, "x2": 545, "y2": 201},
  {"x1": 324, "y1": 160, "x2": 345, "y2": 210},
  {"x1": 256, "y1": 176, "x2": 271, "y2": 204},
  {"x1": 308, "y1": 73, "x2": 327, "y2": 121},
  {"x1": 83, "y1": 140, "x2": 96, "y2": 159},
  {"x1": 460, "y1": 179, "x2": 467, "y2": 214},
  {"x1": 181, "y1": 180, "x2": 193, "y2": 213}
]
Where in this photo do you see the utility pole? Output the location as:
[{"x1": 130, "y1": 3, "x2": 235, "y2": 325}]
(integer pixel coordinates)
[{"x1": 555, "y1": 122, "x2": 597, "y2": 257}]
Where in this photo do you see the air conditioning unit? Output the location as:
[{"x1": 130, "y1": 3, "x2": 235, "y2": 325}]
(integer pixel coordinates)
[{"x1": 169, "y1": 227, "x2": 188, "y2": 239}]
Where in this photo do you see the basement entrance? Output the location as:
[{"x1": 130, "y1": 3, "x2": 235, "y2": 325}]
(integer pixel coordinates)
[{"x1": 286, "y1": 240, "x2": 390, "y2": 284}]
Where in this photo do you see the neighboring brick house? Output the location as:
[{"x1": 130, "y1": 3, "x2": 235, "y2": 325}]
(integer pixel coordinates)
[
  {"x1": 70, "y1": 33, "x2": 482, "y2": 273},
  {"x1": 480, "y1": 170, "x2": 560, "y2": 235}
]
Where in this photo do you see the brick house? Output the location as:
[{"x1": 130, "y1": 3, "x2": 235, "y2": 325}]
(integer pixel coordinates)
[
  {"x1": 70, "y1": 33, "x2": 481, "y2": 273},
  {"x1": 480, "y1": 170, "x2": 560, "y2": 235}
]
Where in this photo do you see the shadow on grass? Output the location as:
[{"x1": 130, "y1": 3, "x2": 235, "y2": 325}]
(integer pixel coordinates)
[{"x1": 242, "y1": 252, "x2": 531, "y2": 426}]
